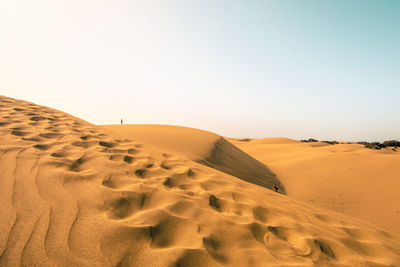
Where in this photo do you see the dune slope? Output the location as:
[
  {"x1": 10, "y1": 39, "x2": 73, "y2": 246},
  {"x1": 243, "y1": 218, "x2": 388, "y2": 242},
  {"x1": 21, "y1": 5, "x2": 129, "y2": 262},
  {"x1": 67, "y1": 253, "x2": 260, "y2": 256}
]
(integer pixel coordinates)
[
  {"x1": 102, "y1": 125, "x2": 286, "y2": 194},
  {"x1": 0, "y1": 96, "x2": 400, "y2": 266},
  {"x1": 231, "y1": 138, "x2": 400, "y2": 234}
]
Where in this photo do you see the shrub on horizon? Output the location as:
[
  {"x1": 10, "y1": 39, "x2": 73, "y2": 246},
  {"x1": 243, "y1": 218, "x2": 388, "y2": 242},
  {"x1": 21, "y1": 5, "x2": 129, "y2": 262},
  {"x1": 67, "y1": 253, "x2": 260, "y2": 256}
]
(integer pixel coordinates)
[
  {"x1": 361, "y1": 140, "x2": 399, "y2": 150},
  {"x1": 300, "y1": 138, "x2": 319, "y2": 143},
  {"x1": 364, "y1": 142, "x2": 386, "y2": 150},
  {"x1": 382, "y1": 140, "x2": 400, "y2": 147},
  {"x1": 322, "y1": 140, "x2": 339, "y2": 145}
]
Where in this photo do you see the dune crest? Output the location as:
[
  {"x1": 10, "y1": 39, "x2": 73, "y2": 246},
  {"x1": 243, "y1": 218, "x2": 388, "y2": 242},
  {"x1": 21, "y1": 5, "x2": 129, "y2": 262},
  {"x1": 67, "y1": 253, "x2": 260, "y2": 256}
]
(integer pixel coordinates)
[
  {"x1": 0, "y1": 95, "x2": 399, "y2": 266},
  {"x1": 103, "y1": 125, "x2": 286, "y2": 194}
]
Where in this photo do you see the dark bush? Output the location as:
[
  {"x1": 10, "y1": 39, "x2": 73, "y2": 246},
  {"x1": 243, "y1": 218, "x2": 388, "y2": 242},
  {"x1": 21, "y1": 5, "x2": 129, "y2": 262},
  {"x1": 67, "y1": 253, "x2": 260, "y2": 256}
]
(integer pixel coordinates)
[
  {"x1": 362, "y1": 140, "x2": 400, "y2": 150},
  {"x1": 382, "y1": 140, "x2": 400, "y2": 147},
  {"x1": 322, "y1": 141, "x2": 339, "y2": 145},
  {"x1": 301, "y1": 138, "x2": 319, "y2": 143},
  {"x1": 364, "y1": 142, "x2": 386, "y2": 150}
]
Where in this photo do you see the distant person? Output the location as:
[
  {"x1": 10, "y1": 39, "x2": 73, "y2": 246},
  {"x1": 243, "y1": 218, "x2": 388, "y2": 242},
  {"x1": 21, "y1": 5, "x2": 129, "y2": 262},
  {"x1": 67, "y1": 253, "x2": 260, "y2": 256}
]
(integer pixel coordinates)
[
  {"x1": 121, "y1": 118, "x2": 123, "y2": 124},
  {"x1": 273, "y1": 185, "x2": 279, "y2": 192}
]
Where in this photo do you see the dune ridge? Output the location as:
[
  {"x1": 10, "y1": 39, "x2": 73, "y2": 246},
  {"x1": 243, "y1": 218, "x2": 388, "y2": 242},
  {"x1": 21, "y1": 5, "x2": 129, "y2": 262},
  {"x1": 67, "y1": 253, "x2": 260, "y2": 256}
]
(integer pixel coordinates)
[
  {"x1": 102, "y1": 125, "x2": 286, "y2": 194},
  {"x1": 0, "y1": 95, "x2": 399, "y2": 266}
]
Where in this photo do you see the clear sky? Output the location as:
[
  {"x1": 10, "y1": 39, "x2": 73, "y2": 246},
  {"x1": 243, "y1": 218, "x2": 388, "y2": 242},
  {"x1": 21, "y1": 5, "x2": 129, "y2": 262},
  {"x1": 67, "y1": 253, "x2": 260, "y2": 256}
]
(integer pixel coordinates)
[{"x1": 1, "y1": 0, "x2": 399, "y2": 141}]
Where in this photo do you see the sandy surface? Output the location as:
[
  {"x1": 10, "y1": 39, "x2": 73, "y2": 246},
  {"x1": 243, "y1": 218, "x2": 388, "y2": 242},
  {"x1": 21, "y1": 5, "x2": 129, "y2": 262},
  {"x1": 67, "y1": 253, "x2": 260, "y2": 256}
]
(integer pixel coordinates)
[
  {"x1": 1, "y1": 95, "x2": 400, "y2": 266},
  {"x1": 102, "y1": 124, "x2": 285, "y2": 194},
  {"x1": 231, "y1": 138, "x2": 400, "y2": 234},
  {"x1": 102, "y1": 124, "x2": 220, "y2": 160}
]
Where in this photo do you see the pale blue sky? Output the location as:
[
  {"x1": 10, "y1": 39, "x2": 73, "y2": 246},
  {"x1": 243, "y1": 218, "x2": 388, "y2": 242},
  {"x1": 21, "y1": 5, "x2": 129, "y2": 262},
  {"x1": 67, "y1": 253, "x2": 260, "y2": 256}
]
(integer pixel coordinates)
[{"x1": 1, "y1": 0, "x2": 399, "y2": 141}]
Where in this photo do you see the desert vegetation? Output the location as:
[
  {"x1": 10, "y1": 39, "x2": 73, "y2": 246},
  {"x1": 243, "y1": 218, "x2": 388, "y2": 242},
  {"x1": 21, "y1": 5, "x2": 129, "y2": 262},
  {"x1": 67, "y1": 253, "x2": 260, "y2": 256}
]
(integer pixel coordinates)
[
  {"x1": 360, "y1": 140, "x2": 400, "y2": 150},
  {"x1": 301, "y1": 138, "x2": 339, "y2": 145},
  {"x1": 300, "y1": 138, "x2": 318, "y2": 142},
  {"x1": 322, "y1": 140, "x2": 339, "y2": 145}
]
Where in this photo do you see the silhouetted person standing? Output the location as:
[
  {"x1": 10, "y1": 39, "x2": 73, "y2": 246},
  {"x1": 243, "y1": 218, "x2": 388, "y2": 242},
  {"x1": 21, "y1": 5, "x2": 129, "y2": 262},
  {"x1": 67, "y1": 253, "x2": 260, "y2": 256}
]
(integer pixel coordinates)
[{"x1": 121, "y1": 118, "x2": 123, "y2": 124}]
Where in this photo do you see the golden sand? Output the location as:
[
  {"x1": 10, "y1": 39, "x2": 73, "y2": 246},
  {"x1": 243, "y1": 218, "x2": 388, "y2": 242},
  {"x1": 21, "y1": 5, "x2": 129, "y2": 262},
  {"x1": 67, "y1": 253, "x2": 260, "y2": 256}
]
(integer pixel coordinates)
[
  {"x1": 0, "y1": 95, "x2": 399, "y2": 266},
  {"x1": 231, "y1": 138, "x2": 400, "y2": 234}
]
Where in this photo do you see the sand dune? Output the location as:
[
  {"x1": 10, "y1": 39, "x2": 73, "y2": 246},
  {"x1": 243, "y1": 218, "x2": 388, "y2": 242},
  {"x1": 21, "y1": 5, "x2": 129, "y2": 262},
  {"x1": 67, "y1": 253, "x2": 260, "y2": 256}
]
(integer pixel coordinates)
[
  {"x1": 1, "y1": 96, "x2": 400, "y2": 266},
  {"x1": 231, "y1": 138, "x2": 400, "y2": 234},
  {"x1": 102, "y1": 125, "x2": 286, "y2": 194}
]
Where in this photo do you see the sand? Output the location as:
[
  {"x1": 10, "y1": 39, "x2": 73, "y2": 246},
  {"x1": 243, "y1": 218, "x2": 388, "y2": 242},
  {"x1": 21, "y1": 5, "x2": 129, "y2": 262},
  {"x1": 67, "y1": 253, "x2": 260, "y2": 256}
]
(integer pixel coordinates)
[
  {"x1": 231, "y1": 138, "x2": 400, "y2": 234},
  {"x1": 102, "y1": 125, "x2": 286, "y2": 194},
  {"x1": 1, "y1": 95, "x2": 400, "y2": 266}
]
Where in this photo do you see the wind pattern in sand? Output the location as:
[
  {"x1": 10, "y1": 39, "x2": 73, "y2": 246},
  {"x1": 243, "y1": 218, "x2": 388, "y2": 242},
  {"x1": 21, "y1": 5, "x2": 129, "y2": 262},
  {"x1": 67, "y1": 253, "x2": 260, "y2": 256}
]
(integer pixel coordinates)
[{"x1": 0, "y1": 95, "x2": 400, "y2": 266}]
